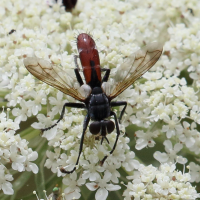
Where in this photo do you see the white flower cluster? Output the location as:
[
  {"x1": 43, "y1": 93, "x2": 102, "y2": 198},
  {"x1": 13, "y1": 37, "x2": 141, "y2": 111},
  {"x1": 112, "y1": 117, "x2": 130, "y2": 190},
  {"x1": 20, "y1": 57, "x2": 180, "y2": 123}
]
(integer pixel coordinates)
[
  {"x1": 0, "y1": 109, "x2": 38, "y2": 195},
  {"x1": 123, "y1": 163, "x2": 200, "y2": 200},
  {"x1": 0, "y1": 0, "x2": 200, "y2": 199},
  {"x1": 42, "y1": 117, "x2": 139, "y2": 199}
]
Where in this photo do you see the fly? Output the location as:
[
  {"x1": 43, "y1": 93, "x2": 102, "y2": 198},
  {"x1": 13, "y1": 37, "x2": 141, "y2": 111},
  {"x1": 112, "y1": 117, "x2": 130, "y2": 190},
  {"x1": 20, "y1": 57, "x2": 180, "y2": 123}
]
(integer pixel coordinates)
[
  {"x1": 24, "y1": 33, "x2": 163, "y2": 173},
  {"x1": 8, "y1": 29, "x2": 16, "y2": 35}
]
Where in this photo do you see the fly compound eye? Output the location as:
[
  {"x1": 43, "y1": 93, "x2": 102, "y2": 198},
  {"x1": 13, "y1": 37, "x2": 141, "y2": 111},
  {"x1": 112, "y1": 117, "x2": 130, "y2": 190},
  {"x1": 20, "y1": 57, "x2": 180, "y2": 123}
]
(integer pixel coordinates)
[
  {"x1": 89, "y1": 121, "x2": 101, "y2": 135},
  {"x1": 105, "y1": 120, "x2": 115, "y2": 133}
]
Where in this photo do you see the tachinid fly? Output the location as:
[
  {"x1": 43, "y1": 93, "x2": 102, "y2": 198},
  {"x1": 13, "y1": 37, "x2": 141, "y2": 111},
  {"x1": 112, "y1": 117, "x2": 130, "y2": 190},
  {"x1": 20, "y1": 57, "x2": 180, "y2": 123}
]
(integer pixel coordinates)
[{"x1": 24, "y1": 33, "x2": 163, "y2": 173}]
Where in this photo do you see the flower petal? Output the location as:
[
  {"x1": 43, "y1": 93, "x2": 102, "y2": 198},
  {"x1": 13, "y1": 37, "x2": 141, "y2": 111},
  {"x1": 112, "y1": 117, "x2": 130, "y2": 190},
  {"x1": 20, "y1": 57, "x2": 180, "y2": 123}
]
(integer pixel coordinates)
[
  {"x1": 86, "y1": 182, "x2": 98, "y2": 191},
  {"x1": 95, "y1": 188, "x2": 108, "y2": 200},
  {"x1": 106, "y1": 184, "x2": 121, "y2": 191},
  {"x1": 2, "y1": 182, "x2": 14, "y2": 195}
]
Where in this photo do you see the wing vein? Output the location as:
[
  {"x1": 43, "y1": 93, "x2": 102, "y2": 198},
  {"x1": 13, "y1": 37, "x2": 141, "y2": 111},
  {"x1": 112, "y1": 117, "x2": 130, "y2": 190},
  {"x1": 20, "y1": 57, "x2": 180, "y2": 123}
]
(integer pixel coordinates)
[
  {"x1": 24, "y1": 57, "x2": 86, "y2": 102},
  {"x1": 109, "y1": 43, "x2": 163, "y2": 100}
]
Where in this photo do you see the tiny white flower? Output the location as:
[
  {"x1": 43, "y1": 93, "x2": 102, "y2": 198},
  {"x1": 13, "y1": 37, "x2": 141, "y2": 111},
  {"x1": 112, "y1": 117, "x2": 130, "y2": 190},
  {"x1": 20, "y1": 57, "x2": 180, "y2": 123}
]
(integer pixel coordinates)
[
  {"x1": 122, "y1": 151, "x2": 139, "y2": 172},
  {"x1": 45, "y1": 150, "x2": 60, "y2": 173},
  {"x1": 82, "y1": 160, "x2": 101, "y2": 181},
  {"x1": 22, "y1": 149, "x2": 39, "y2": 174},
  {"x1": 0, "y1": 165, "x2": 14, "y2": 195},
  {"x1": 162, "y1": 115, "x2": 183, "y2": 138},
  {"x1": 179, "y1": 121, "x2": 196, "y2": 148},
  {"x1": 189, "y1": 162, "x2": 200, "y2": 182},
  {"x1": 63, "y1": 172, "x2": 85, "y2": 200},
  {"x1": 130, "y1": 107, "x2": 151, "y2": 128},
  {"x1": 49, "y1": 91, "x2": 68, "y2": 115},
  {"x1": 135, "y1": 130, "x2": 159, "y2": 150},
  {"x1": 86, "y1": 172, "x2": 121, "y2": 200},
  {"x1": 32, "y1": 113, "x2": 58, "y2": 140},
  {"x1": 154, "y1": 140, "x2": 186, "y2": 164},
  {"x1": 10, "y1": 144, "x2": 26, "y2": 172}
]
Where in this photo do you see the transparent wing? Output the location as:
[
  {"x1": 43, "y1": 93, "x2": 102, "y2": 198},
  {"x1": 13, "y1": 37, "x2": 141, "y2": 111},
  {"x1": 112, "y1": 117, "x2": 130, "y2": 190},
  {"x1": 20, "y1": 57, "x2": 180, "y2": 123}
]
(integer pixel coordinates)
[
  {"x1": 106, "y1": 42, "x2": 163, "y2": 100},
  {"x1": 23, "y1": 57, "x2": 86, "y2": 102}
]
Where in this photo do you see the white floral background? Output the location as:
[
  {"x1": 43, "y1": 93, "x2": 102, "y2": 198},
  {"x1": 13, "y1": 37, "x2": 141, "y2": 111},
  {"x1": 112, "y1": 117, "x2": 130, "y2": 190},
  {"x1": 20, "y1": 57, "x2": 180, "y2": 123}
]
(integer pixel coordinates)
[{"x1": 0, "y1": 0, "x2": 200, "y2": 199}]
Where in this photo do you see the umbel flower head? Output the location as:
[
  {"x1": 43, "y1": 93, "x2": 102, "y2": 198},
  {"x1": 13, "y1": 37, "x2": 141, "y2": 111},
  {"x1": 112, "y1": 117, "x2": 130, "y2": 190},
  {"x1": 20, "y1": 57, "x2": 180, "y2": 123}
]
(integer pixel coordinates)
[
  {"x1": 123, "y1": 163, "x2": 200, "y2": 200},
  {"x1": 0, "y1": 0, "x2": 200, "y2": 199}
]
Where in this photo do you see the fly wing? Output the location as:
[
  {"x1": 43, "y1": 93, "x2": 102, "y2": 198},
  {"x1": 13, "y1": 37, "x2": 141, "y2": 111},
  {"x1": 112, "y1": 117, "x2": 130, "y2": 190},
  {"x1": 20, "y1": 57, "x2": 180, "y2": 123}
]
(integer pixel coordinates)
[
  {"x1": 24, "y1": 57, "x2": 86, "y2": 102},
  {"x1": 107, "y1": 42, "x2": 163, "y2": 100}
]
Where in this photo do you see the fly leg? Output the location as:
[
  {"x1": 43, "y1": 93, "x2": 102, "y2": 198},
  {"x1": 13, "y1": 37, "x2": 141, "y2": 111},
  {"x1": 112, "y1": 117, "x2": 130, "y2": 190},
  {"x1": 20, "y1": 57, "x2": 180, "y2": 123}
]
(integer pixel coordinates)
[
  {"x1": 60, "y1": 113, "x2": 90, "y2": 173},
  {"x1": 100, "y1": 111, "x2": 120, "y2": 166},
  {"x1": 74, "y1": 55, "x2": 84, "y2": 86},
  {"x1": 74, "y1": 55, "x2": 80, "y2": 69},
  {"x1": 74, "y1": 68, "x2": 84, "y2": 86},
  {"x1": 101, "y1": 68, "x2": 110, "y2": 82},
  {"x1": 111, "y1": 101, "x2": 127, "y2": 123},
  {"x1": 41, "y1": 103, "x2": 85, "y2": 132}
]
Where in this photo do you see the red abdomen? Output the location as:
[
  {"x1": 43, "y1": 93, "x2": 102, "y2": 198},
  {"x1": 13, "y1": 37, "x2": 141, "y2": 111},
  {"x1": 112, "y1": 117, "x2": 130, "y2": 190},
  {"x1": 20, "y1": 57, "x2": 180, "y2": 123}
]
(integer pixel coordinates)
[{"x1": 77, "y1": 33, "x2": 101, "y2": 88}]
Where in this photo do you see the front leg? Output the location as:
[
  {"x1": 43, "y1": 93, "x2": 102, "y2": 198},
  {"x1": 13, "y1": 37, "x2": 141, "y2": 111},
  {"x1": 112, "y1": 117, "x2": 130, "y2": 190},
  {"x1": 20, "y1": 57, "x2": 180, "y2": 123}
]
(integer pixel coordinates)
[
  {"x1": 42, "y1": 102, "x2": 85, "y2": 132},
  {"x1": 101, "y1": 68, "x2": 110, "y2": 83},
  {"x1": 110, "y1": 101, "x2": 127, "y2": 123},
  {"x1": 74, "y1": 68, "x2": 84, "y2": 86},
  {"x1": 74, "y1": 55, "x2": 80, "y2": 69},
  {"x1": 74, "y1": 55, "x2": 84, "y2": 86}
]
